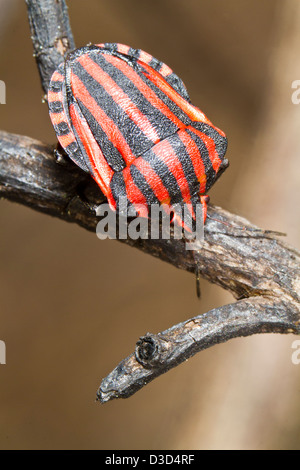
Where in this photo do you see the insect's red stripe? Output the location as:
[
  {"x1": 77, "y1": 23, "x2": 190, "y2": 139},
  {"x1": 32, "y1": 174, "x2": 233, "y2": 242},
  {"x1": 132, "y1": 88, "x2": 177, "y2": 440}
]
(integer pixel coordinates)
[
  {"x1": 139, "y1": 62, "x2": 214, "y2": 125},
  {"x1": 138, "y1": 50, "x2": 153, "y2": 64},
  {"x1": 132, "y1": 158, "x2": 171, "y2": 205},
  {"x1": 116, "y1": 44, "x2": 130, "y2": 55},
  {"x1": 50, "y1": 71, "x2": 64, "y2": 82},
  {"x1": 48, "y1": 90, "x2": 63, "y2": 103},
  {"x1": 69, "y1": 102, "x2": 113, "y2": 195},
  {"x1": 49, "y1": 112, "x2": 68, "y2": 125},
  {"x1": 56, "y1": 132, "x2": 76, "y2": 148},
  {"x1": 122, "y1": 168, "x2": 149, "y2": 216},
  {"x1": 200, "y1": 196, "x2": 209, "y2": 223},
  {"x1": 159, "y1": 63, "x2": 173, "y2": 77},
  {"x1": 177, "y1": 130, "x2": 207, "y2": 194},
  {"x1": 103, "y1": 54, "x2": 184, "y2": 129},
  {"x1": 152, "y1": 140, "x2": 193, "y2": 206},
  {"x1": 77, "y1": 55, "x2": 160, "y2": 144},
  {"x1": 105, "y1": 190, "x2": 117, "y2": 211},
  {"x1": 187, "y1": 126, "x2": 222, "y2": 172},
  {"x1": 70, "y1": 72, "x2": 136, "y2": 166}
]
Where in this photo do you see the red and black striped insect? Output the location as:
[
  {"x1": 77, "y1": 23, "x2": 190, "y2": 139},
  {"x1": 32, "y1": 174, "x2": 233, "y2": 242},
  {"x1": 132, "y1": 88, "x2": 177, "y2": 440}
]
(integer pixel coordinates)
[{"x1": 48, "y1": 43, "x2": 228, "y2": 229}]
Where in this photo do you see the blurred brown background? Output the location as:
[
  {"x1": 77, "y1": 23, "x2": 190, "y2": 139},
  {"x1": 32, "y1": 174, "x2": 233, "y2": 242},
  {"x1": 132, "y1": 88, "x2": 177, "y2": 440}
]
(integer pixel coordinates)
[{"x1": 0, "y1": 0, "x2": 299, "y2": 450}]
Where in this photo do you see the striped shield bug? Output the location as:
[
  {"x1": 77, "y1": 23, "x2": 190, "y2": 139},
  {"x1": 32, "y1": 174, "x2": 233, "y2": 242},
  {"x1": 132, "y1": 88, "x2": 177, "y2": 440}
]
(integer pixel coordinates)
[{"x1": 48, "y1": 43, "x2": 228, "y2": 231}]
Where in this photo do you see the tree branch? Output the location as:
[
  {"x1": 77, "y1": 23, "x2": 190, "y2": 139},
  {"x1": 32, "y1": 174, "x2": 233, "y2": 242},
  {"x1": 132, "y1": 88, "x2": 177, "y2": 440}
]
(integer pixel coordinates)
[
  {"x1": 26, "y1": 0, "x2": 75, "y2": 93},
  {"x1": 2, "y1": 129, "x2": 299, "y2": 301},
  {"x1": 98, "y1": 297, "x2": 300, "y2": 402},
  {"x1": 0, "y1": 0, "x2": 291, "y2": 401}
]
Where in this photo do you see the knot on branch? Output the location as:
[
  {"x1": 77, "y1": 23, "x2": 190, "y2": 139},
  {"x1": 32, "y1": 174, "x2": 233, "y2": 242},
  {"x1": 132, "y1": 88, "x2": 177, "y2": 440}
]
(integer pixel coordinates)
[{"x1": 135, "y1": 334, "x2": 167, "y2": 369}]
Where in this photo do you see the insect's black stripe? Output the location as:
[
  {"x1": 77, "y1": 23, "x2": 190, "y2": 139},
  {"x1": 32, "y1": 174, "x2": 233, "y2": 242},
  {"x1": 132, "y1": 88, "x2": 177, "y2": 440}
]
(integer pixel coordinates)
[
  {"x1": 65, "y1": 141, "x2": 78, "y2": 154},
  {"x1": 192, "y1": 122, "x2": 228, "y2": 160},
  {"x1": 48, "y1": 64, "x2": 91, "y2": 174},
  {"x1": 148, "y1": 57, "x2": 162, "y2": 71},
  {"x1": 170, "y1": 132, "x2": 201, "y2": 200},
  {"x1": 101, "y1": 51, "x2": 191, "y2": 135},
  {"x1": 63, "y1": 120, "x2": 92, "y2": 173},
  {"x1": 89, "y1": 48, "x2": 191, "y2": 130},
  {"x1": 64, "y1": 140, "x2": 91, "y2": 173},
  {"x1": 109, "y1": 44, "x2": 190, "y2": 102},
  {"x1": 185, "y1": 129, "x2": 216, "y2": 191},
  {"x1": 104, "y1": 42, "x2": 118, "y2": 53},
  {"x1": 48, "y1": 63, "x2": 65, "y2": 84},
  {"x1": 48, "y1": 80, "x2": 63, "y2": 93},
  {"x1": 92, "y1": 52, "x2": 177, "y2": 134},
  {"x1": 48, "y1": 101, "x2": 64, "y2": 113},
  {"x1": 190, "y1": 193, "x2": 201, "y2": 216},
  {"x1": 88, "y1": 49, "x2": 191, "y2": 129},
  {"x1": 71, "y1": 60, "x2": 155, "y2": 157},
  {"x1": 75, "y1": 98, "x2": 127, "y2": 172},
  {"x1": 127, "y1": 47, "x2": 140, "y2": 59},
  {"x1": 139, "y1": 146, "x2": 185, "y2": 206},
  {"x1": 110, "y1": 170, "x2": 147, "y2": 216},
  {"x1": 89, "y1": 52, "x2": 179, "y2": 140},
  {"x1": 61, "y1": 91, "x2": 95, "y2": 174},
  {"x1": 129, "y1": 164, "x2": 160, "y2": 207},
  {"x1": 166, "y1": 72, "x2": 191, "y2": 102},
  {"x1": 136, "y1": 63, "x2": 193, "y2": 126},
  {"x1": 62, "y1": 129, "x2": 90, "y2": 173},
  {"x1": 109, "y1": 171, "x2": 128, "y2": 210},
  {"x1": 54, "y1": 121, "x2": 70, "y2": 136}
]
